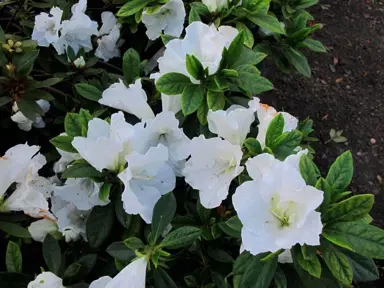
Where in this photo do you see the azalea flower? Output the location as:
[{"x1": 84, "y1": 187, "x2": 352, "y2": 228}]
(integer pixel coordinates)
[
  {"x1": 53, "y1": 140, "x2": 82, "y2": 173},
  {"x1": 90, "y1": 257, "x2": 148, "y2": 288},
  {"x1": 27, "y1": 272, "x2": 64, "y2": 288},
  {"x1": 232, "y1": 152, "x2": 323, "y2": 256},
  {"x1": 11, "y1": 100, "x2": 50, "y2": 131},
  {"x1": 141, "y1": 111, "x2": 190, "y2": 176},
  {"x1": 207, "y1": 98, "x2": 257, "y2": 145},
  {"x1": 95, "y1": 12, "x2": 121, "y2": 61},
  {"x1": 152, "y1": 21, "x2": 238, "y2": 113},
  {"x1": 53, "y1": 0, "x2": 98, "y2": 55},
  {"x1": 182, "y1": 135, "x2": 244, "y2": 208},
  {"x1": 72, "y1": 112, "x2": 142, "y2": 172},
  {"x1": 142, "y1": 0, "x2": 186, "y2": 40},
  {"x1": 202, "y1": 0, "x2": 242, "y2": 13},
  {"x1": 118, "y1": 144, "x2": 176, "y2": 223},
  {"x1": 99, "y1": 79, "x2": 155, "y2": 120},
  {"x1": 28, "y1": 218, "x2": 60, "y2": 242},
  {"x1": 32, "y1": 7, "x2": 63, "y2": 47}
]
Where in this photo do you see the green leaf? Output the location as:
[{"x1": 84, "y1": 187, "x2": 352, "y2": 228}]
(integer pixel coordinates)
[
  {"x1": 207, "y1": 90, "x2": 225, "y2": 111},
  {"x1": 14, "y1": 50, "x2": 39, "y2": 76},
  {"x1": 115, "y1": 194, "x2": 132, "y2": 229},
  {"x1": 265, "y1": 113, "x2": 284, "y2": 147},
  {"x1": 233, "y1": 251, "x2": 277, "y2": 288},
  {"x1": 62, "y1": 162, "x2": 102, "y2": 179},
  {"x1": 301, "y1": 38, "x2": 327, "y2": 53},
  {"x1": 99, "y1": 183, "x2": 111, "y2": 202},
  {"x1": 123, "y1": 237, "x2": 145, "y2": 250},
  {"x1": 321, "y1": 240, "x2": 353, "y2": 285},
  {"x1": 64, "y1": 113, "x2": 82, "y2": 137},
  {"x1": 78, "y1": 109, "x2": 93, "y2": 136},
  {"x1": 236, "y1": 22, "x2": 254, "y2": 48},
  {"x1": 231, "y1": 72, "x2": 273, "y2": 95},
  {"x1": 151, "y1": 192, "x2": 177, "y2": 243},
  {"x1": 248, "y1": 14, "x2": 286, "y2": 35},
  {"x1": 296, "y1": 0, "x2": 319, "y2": 9},
  {"x1": 197, "y1": 102, "x2": 208, "y2": 125},
  {"x1": 181, "y1": 84, "x2": 204, "y2": 116},
  {"x1": 74, "y1": 83, "x2": 102, "y2": 102},
  {"x1": 156, "y1": 72, "x2": 192, "y2": 95},
  {"x1": 208, "y1": 248, "x2": 234, "y2": 263},
  {"x1": 299, "y1": 154, "x2": 318, "y2": 186},
  {"x1": 123, "y1": 48, "x2": 140, "y2": 84},
  {"x1": 23, "y1": 89, "x2": 55, "y2": 101},
  {"x1": 197, "y1": 200, "x2": 211, "y2": 224},
  {"x1": 0, "y1": 25, "x2": 4, "y2": 42},
  {"x1": 322, "y1": 194, "x2": 374, "y2": 224},
  {"x1": 27, "y1": 78, "x2": 62, "y2": 90},
  {"x1": 315, "y1": 178, "x2": 332, "y2": 213},
  {"x1": 301, "y1": 245, "x2": 318, "y2": 260},
  {"x1": 244, "y1": 138, "x2": 262, "y2": 156},
  {"x1": 224, "y1": 32, "x2": 245, "y2": 68},
  {"x1": 283, "y1": 47, "x2": 311, "y2": 77},
  {"x1": 323, "y1": 222, "x2": 384, "y2": 259},
  {"x1": 43, "y1": 234, "x2": 61, "y2": 275},
  {"x1": 6, "y1": 241, "x2": 22, "y2": 273},
  {"x1": 274, "y1": 266, "x2": 287, "y2": 288},
  {"x1": 160, "y1": 226, "x2": 201, "y2": 250},
  {"x1": 232, "y1": 48, "x2": 267, "y2": 68},
  {"x1": 86, "y1": 204, "x2": 114, "y2": 249},
  {"x1": 292, "y1": 246, "x2": 321, "y2": 278},
  {"x1": 117, "y1": 0, "x2": 151, "y2": 17},
  {"x1": 326, "y1": 151, "x2": 353, "y2": 193},
  {"x1": 63, "y1": 254, "x2": 97, "y2": 280},
  {"x1": 17, "y1": 99, "x2": 44, "y2": 121},
  {"x1": 270, "y1": 131, "x2": 303, "y2": 160},
  {"x1": 106, "y1": 242, "x2": 136, "y2": 261},
  {"x1": 344, "y1": 250, "x2": 379, "y2": 282},
  {"x1": 189, "y1": 7, "x2": 201, "y2": 24},
  {"x1": 0, "y1": 96, "x2": 12, "y2": 107},
  {"x1": 186, "y1": 54, "x2": 205, "y2": 80},
  {"x1": 0, "y1": 222, "x2": 31, "y2": 238},
  {"x1": 50, "y1": 135, "x2": 77, "y2": 153},
  {"x1": 153, "y1": 268, "x2": 177, "y2": 288}
]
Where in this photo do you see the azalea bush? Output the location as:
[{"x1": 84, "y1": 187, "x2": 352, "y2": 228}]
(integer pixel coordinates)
[{"x1": 0, "y1": 1, "x2": 382, "y2": 288}]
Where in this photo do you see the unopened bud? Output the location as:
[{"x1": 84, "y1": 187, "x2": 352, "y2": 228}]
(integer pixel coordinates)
[
  {"x1": 2, "y1": 43, "x2": 10, "y2": 50},
  {"x1": 7, "y1": 39, "x2": 14, "y2": 47},
  {"x1": 6, "y1": 63, "x2": 16, "y2": 73},
  {"x1": 14, "y1": 41, "x2": 22, "y2": 48},
  {"x1": 15, "y1": 48, "x2": 22, "y2": 53}
]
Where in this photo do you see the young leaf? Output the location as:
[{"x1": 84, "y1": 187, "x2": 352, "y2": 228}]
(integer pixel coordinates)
[
  {"x1": 224, "y1": 31, "x2": 244, "y2": 68},
  {"x1": 0, "y1": 222, "x2": 31, "y2": 238},
  {"x1": 43, "y1": 234, "x2": 61, "y2": 275},
  {"x1": 231, "y1": 71, "x2": 273, "y2": 95},
  {"x1": 299, "y1": 154, "x2": 318, "y2": 186},
  {"x1": 64, "y1": 113, "x2": 82, "y2": 137},
  {"x1": 236, "y1": 22, "x2": 254, "y2": 48},
  {"x1": 62, "y1": 162, "x2": 102, "y2": 179},
  {"x1": 74, "y1": 83, "x2": 102, "y2": 102},
  {"x1": 117, "y1": 0, "x2": 151, "y2": 17},
  {"x1": 123, "y1": 48, "x2": 140, "y2": 84},
  {"x1": 159, "y1": 226, "x2": 202, "y2": 250},
  {"x1": 301, "y1": 38, "x2": 327, "y2": 53},
  {"x1": 99, "y1": 183, "x2": 111, "y2": 202},
  {"x1": 244, "y1": 138, "x2": 262, "y2": 156},
  {"x1": 266, "y1": 114, "x2": 285, "y2": 147},
  {"x1": 50, "y1": 135, "x2": 77, "y2": 153},
  {"x1": 283, "y1": 47, "x2": 311, "y2": 77},
  {"x1": 156, "y1": 73, "x2": 192, "y2": 95},
  {"x1": 248, "y1": 14, "x2": 286, "y2": 35},
  {"x1": 181, "y1": 84, "x2": 204, "y2": 116},
  {"x1": 86, "y1": 204, "x2": 114, "y2": 249},
  {"x1": 186, "y1": 54, "x2": 205, "y2": 80},
  {"x1": 292, "y1": 245, "x2": 321, "y2": 278},
  {"x1": 326, "y1": 151, "x2": 353, "y2": 193},
  {"x1": 151, "y1": 192, "x2": 177, "y2": 243},
  {"x1": 270, "y1": 131, "x2": 303, "y2": 160},
  {"x1": 6, "y1": 241, "x2": 22, "y2": 273},
  {"x1": 207, "y1": 90, "x2": 225, "y2": 111}
]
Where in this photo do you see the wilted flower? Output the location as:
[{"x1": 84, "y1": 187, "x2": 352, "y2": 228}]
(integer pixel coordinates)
[
  {"x1": 27, "y1": 272, "x2": 64, "y2": 288},
  {"x1": 142, "y1": 0, "x2": 186, "y2": 40},
  {"x1": 32, "y1": 7, "x2": 63, "y2": 47},
  {"x1": 11, "y1": 100, "x2": 50, "y2": 132},
  {"x1": 233, "y1": 152, "x2": 323, "y2": 256},
  {"x1": 28, "y1": 218, "x2": 60, "y2": 242},
  {"x1": 95, "y1": 12, "x2": 121, "y2": 61},
  {"x1": 183, "y1": 135, "x2": 243, "y2": 208}
]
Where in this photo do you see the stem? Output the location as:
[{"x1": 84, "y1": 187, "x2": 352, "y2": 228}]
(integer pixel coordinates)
[{"x1": 44, "y1": 86, "x2": 70, "y2": 98}]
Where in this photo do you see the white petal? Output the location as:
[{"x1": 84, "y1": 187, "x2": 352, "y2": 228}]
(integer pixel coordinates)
[
  {"x1": 105, "y1": 257, "x2": 148, "y2": 288},
  {"x1": 278, "y1": 250, "x2": 293, "y2": 263},
  {"x1": 28, "y1": 219, "x2": 59, "y2": 242},
  {"x1": 27, "y1": 272, "x2": 64, "y2": 288},
  {"x1": 245, "y1": 153, "x2": 277, "y2": 181},
  {"x1": 90, "y1": 276, "x2": 112, "y2": 288},
  {"x1": 99, "y1": 12, "x2": 117, "y2": 35}
]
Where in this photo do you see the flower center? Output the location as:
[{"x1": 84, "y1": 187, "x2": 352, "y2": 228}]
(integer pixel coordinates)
[{"x1": 270, "y1": 195, "x2": 298, "y2": 229}]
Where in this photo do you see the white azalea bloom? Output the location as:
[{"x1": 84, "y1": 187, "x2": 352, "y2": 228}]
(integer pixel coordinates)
[
  {"x1": 118, "y1": 144, "x2": 176, "y2": 223},
  {"x1": 153, "y1": 21, "x2": 238, "y2": 113},
  {"x1": 207, "y1": 98, "x2": 256, "y2": 145},
  {"x1": 32, "y1": 7, "x2": 63, "y2": 47},
  {"x1": 72, "y1": 112, "x2": 142, "y2": 172},
  {"x1": 27, "y1": 272, "x2": 64, "y2": 288},
  {"x1": 95, "y1": 12, "x2": 121, "y2": 61},
  {"x1": 53, "y1": 0, "x2": 98, "y2": 55},
  {"x1": 51, "y1": 195, "x2": 88, "y2": 242},
  {"x1": 99, "y1": 79, "x2": 155, "y2": 120},
  {"x1": 254, "y1": 100, "x2": 298, "y2": 149},
  {"x1": 91, "y1": 257, "x2": 148, "y2": 288},
  {"x1": 28, "y1": 218, "x2": 60, "y2": 242},
  {"x1": 73, "y1": 56, "x2": 86, "y2": 68},
  {"x1": 141, "y1": 111, "x2": 190, "y2": 176},
  {"x1": 11, "y1": 100, "x2": 50, "y2": 132},
  {"x1": 53, "y1": 141, "x2": 82, "y2": 173},
  {"x1": 142, "y1": 0, "x2": 186, "y2": 40},
  {"x1": 183, "y1": 135, "x2": 244, "y2": 208},
  {"x1": 232, "y1": 152, "x2": 324, "y2": 256},
  {"x1": 202, "y1": 0, "x2": 242, "y2": 13}
]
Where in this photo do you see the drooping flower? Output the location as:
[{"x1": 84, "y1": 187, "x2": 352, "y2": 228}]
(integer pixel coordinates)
[
  {"x1": 28, "y1": 218, "x2": 60, "y2": 242},
  {"x1": 207, "y1": 98, "x2": 257, "y2": 145},
  {"x1": 118, "y1": 144, "x2": 176, "y2": 223},
  {"x1": 32, "y1": 7, "x2": 63, "y2": 47},
  {"x1": 27, "y1": 272, "x2": 64, "y2": 288},
  {"x1": 90, "y1": 257, "x2": 148, "y2": 288},
  {"x1": 152, "y1": 21, "x2": 238, "y2": 113},
  {"x1": 54, "y1": 178, "x2": 109, "y2": 211},
  {"x1": 142, "y1": 0, "x2": 186, "y2": 40},
  {"x1": 182, "y1": 135, "x2": 244, "y2": 208},
  {"x1": 232, "y1": 151, "x2": 323, "y2": 256},
  {"x1": 95, "y1": 12, "x2": 121, "y2": 61},
  {"x1": 53, "y1": 0, "x2": 98, "y2": 55},
  {"x1": 11, "y1": 100, "x2": 50, "y2": 131},
  {"x1": 72, "y1": 112, "x2": 142, "y2": 172},
  {"x1": 99, "y1": 79, "x2": 155, "y2": 120}
]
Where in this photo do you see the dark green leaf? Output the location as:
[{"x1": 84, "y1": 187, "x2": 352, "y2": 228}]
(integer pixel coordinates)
[
  {"x1": 0, "y1": 222, "x2": 31, "y2": 238},
  {"x1": 208, "y1": 248, "x2": 234, "y2": 263},
  {"x1": 63, "y1": 254, "x2": 97, "y2": 280},
  {"x1": 0, "y1": 272, "x2": 33, "y2": 288},
  {"x1": 43, "y1": 234, "x2": 61, "y2": 275},
  {"x1": 181, "y1": 84, "x2": 204, "y2": 115},
  {"x1": 123, "y1": 237, "x2": 145, "y2": 251},
  {"x1": 344, "y1": 250, "x2": 379, "y2": 282},
  {"x1": 197, "y1": 200, "x2": 211, "y2": 224},
  {"x1": 292, "y1": 246, "x2": 321, "y2": 278},
  {"x1": 197, "y1": 102, "x2": 208, "y2": 125},
  {"x1": 231, "y1": 72, "x2": 273, "y2": 95},
  {"x1": 64, "y1": 113, "x2": 82, "y2": 137},
  {"x1": 117, "y1": 0, "x2": 151, "y2": 17},
  {"x1": 14, "y1": 50, "x2": 39, "y2": 76},
  {"x1": 27, "y1": 78, "x2": 62, "y2": 90},
  {"x1": 186, "y1": 54, "x2": 205, "y2": 80},
  {"x1": 6, "y1": 241, "x2": 22, "y2": 273},
  {"x1": 232, "y1": 48, "x2": 267, "y2": 68},
  {"x1": 225, "y1": 32, "x2": 245, "y2": 68},
  {"x1": 236, "y1": 22, "x2": 254, "y2": 48},
  {"x1": 151, "y1": 192, "x2": 177, "y2": 243},
  {"x1": 270, "y1": 131, "x2": 303, "y2": 160},
  {"x1": 274, "y1": 266, "x2": 287, "y2": 288},
  {"x1": 315, "y1": 178, "x2": 332, "y2": 213},
  {"x1": 248, "y1": 14, "x2": 286, "y2": 35},
  {"x1": 74, "y1": 83, "x2": 102, "y2": 102},
  {"x1": 123, "y1": 48, "x2": 140, "y2": 84},
  {"x1": 299, "y1": 154, "x2": 318, "y2": 186},
  {"x1": 154, "y1": 268, "x2": 177, "y2": 288},
  {"x1": 244, "y1": 138, "x2": 262, "y2": 156},
  {"x1": 283, "y1": 47, "x2": 311, "y2": 77},
  {"x1": 266, "y1": 113, "x2": 284, "y2": 147},
  {"x1": 62, "y1": 162, "x2": 102, "y2": 179},
  {"x1": 86, "y1": 204, "x2": 114, "y2": 249},
  {"x1": 106, "y1": 242, "x2": 136, "y2": 261},
  {"x1": 0, "y1": 96, "x2": 12, "y2": 107},
  {"x1": 156, "y1": 73, "x2": 192, "y2": 95},
  {"x1": 207, "y1": 90, "x2": 225, "y2": 111},
  {"x1": 115, "y1": 194, "x2": 132, "y2": 229},
  {"x1": 326, "y1": 151, "x2": 353, "y2": 193},
  {"x1": 50, "y1": 135, "x2": 77, "y2": 153},
  {"x1": 189, "y1": 7, "x2": 201, "y2": 24},
  {"x1": 17, "y1": 99, "x2": 44, "y2": 120},
  {"x1": 160, "y1": 226, "x2": 201, "y2": 250}
]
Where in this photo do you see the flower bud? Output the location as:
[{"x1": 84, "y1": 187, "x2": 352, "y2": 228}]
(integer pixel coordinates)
[
  {"x1": 7, "y1": 39, "x2": 14, "y2": 47},
  {"x1": 14, "y1": 41, "x2": 22, "y2": 48}
]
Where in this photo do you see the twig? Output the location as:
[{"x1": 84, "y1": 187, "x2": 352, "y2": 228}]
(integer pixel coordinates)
[{"x1": 45, "y1": 86, "x2": 70, "y2": 98}]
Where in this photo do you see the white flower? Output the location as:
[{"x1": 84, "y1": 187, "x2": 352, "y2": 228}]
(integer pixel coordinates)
[
  {"x1": 28, "y1": 219, "x2": 60, "y2": 242},
  {"x1": 278, "y1": 249, "x2": 293, "y2": 263},
  {"x1": 32, "y1": 7, "x2": 63, "y2": 47},
  {"x1": 232, "y1": 152, "x2": 323, "y2": 256},
  {"x1": 141, "y1": 111, "x2": 190, "y2": 176},
  {"x1": 99, "y1": 79, "x2": 155, "y2": 120},
  {"x1": 91, "y1": 257, "x2": 148, "y2": 288},
  {"x1": 53, "y1": 140, "x2": 82, "y2": 173},
  {"x1": 53, "y1": 0, "x2": 98, "y2": 55},
  {"x1": 202, "y1": 0, "x2": 242, "y2": 13},
  {"x1": 51, "y1": 195, "x2": 88, "y2": 242},
  {"x1": 95, "y1": 12, "x2": 121, "y2": 61},
  {"x1": 182, "y1": 135, "x2": 244, "y2": 208},
  {"x1": 142, "y1": 0, "x2": 186, "y2": 40},
  {"x1": 207, "y1": 99, "x2": 257, "y2": 145},
  {"x1": 254, "y1": 100, "x2": 298, "y2": 149},
  {"x1": 118, "y1": 144, "x2": 176, "y2": 223},
  {"x1": 152, "y1": 21, "x2": 238, "y2": 113},
  {"x1": 72, "y1": 112, "x2": 142, "y2": 172},
  {"x1": 28, "y1": 272, "x2": 64, "y2": 288},
  {"x1": 73, "y1": 56, "x2": 86, "y2": 68},
  {"x1": 54, "y1": 178, "x2": 109, "y2": 211},
  {"x1": 11, "y1": 100, "x2": 50, "y2": 131}
]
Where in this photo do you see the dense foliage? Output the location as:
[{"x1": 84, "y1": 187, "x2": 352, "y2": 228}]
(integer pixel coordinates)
[{"x1": 0, "y1": 1, "x2": 382, "y2": 287}]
